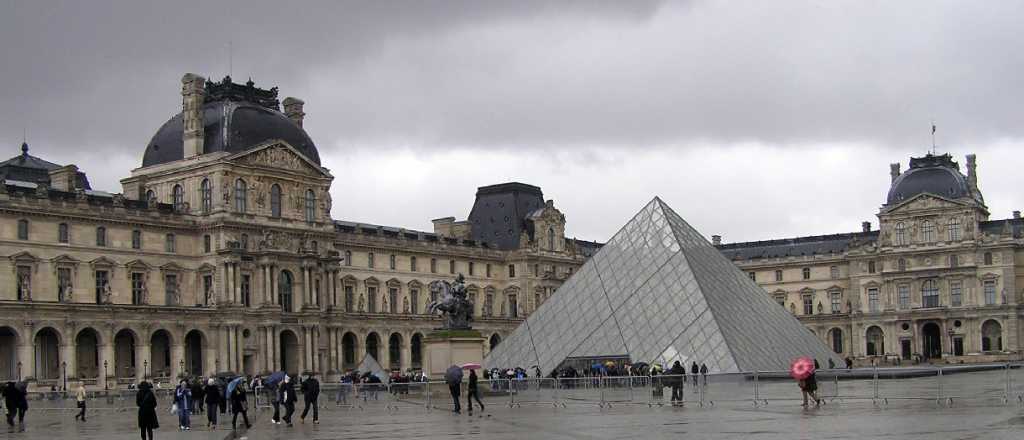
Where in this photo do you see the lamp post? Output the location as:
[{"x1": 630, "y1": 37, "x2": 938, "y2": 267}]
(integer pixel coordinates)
[
  {"x1": 17, "y1": 361, "x2": 22, "y2": 381},
  {"x1": 103, "y1": 360, "x2": 109, "y2": 390},
  {"x1": 144, "y1": 360, "x2": 148, "y2": 379},
  {"x1": 216, "y1": 358, "x2": 220, "y2": 374},
  {"x1": 179, "y1": 359, "x2": 185, "y2": 377},
  {"x1": 61, "y1": 361, "x2": 67, "y2": 391}
]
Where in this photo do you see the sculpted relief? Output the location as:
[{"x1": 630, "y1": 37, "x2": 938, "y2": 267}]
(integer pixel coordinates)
[{"x1": 240, "y1": 145, "x2": 319, "y2": 175}]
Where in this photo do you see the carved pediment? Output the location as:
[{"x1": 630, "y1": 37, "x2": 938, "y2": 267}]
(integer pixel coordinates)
[
  {"x1": 10, "y1": 251, "x2": 39, "y2": 264},
  {"x1": 886, "y1": 194, "x2": 967, "y2": 214},
  {"x1": 160, "y1": 262, "x2": 185, "y2": 272},
  {"x1": 125, "y1": 259, "x2": 153, "y2": 271},
  {"x1": 51, "y1": 254, "x2": 81, "y2": 266},
  {"x1": 235, "y1": 143, "x2": 326, "y2": 177},
  {"x1": 89, "y1": 256, "x2": 117, "y2": 268}
]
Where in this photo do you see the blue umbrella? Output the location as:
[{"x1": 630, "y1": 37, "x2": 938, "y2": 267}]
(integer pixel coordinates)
[
  {"x1": 264, "y1": 371, "x2": 286, "y2": 387},
  {"x1": 225, "y1": 377, "x2": 244, "y2": 398}
]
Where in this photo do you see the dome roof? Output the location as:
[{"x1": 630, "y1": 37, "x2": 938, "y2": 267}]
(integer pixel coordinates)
[
  {"x1": 142, "y1": 78, "x2": 320, "y2": 168},
  {"x1": 886, "y1": 154, "x2": 979, "y2": 205}
]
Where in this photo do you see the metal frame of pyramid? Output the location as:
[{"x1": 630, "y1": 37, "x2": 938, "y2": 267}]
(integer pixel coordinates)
[{"x1": 485, "y1": 197, "x2": 843, "y2": 375}]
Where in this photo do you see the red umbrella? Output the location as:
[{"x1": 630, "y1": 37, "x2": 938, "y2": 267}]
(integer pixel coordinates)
[
  {"x1": 790, "y1": 357, "x2": 815, "y2": 380},
  {"x1": 462, "y1": 363, "x2": 482, "y2": 370}
]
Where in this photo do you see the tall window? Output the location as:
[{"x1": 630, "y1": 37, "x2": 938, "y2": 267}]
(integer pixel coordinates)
[
  {"x1": 58, "y1": 223, "x2": 69, "y2": 244},
  {"x1": 279, "y1": 271, "x2": 294, "y2": 312},
  {"x1": 410, "y1": 257, "x2": 418, "y2": 272},
  {"x1": 508, "y1": 294, "x2": 518, "y2": 318},
  {"x1": 748, "y1": 272, "x2": 756, "y2": 281},
  {"x1": 196, "y1": 179, "x2": 210, "y2": 214},
  {"x1": 868, "y1": 261, "x2": 876, "y2": 274},
  {"x1": 484, "y1": 293, "x2": 494, "y2": 316},
  {"x1": 802, "y1": 295, "x2": 813, "y2": 315},
  {"x1": 802, "y1": 267, "x2": 811, "y2": 280},
  {"x1": 430, "y1": 258, "x2": 437, "y2": 274},
  {"x1": 486, "y1": 264, "x2": 492, "y2": 278},
  {"x1": 344, "y1": 250, "x2": 352, "y2": 266},
  {"x1": 449, "y1": 260, "x2": 456, "y2": 274},
  {"x1": 172, "y1": 184, "x2": 184, "y2": 211},
  {"x1": 983, "y1": 252, "x2": 993, "y2": 265},
  {"x1": 774, "y1": 270, "x2": 783, "y2": 281},
  {"x1": 897, "y1": 258, "x2": 906, "y2": 272},
  {"x1": 164, "y1": 234, "x2": 175, "y2": 253},
  {"x1": 95, "y1": 270, "x2": 108, "y2": 304},
  {"x1": 16, "y1": 266, "x2": 30, "y2": 301},
  {"x1": 270, "y1": 184, "x2": 282, "y2": 218},
  {"x1": 921, "y1": 220, "x2": 935, "y2": 243},
  {"x1": 17, "y1": 219, "x2": 30, "y2": 240},
  {"x1": 983, "y1": 280, "x2": 997, "y2": 305},
  {"x1": 344, "y1": 285, "x2": 354, "y2": 312},
  {"x1": 202, "y1": 275, "x2": 213, "y2": 306},
  {"x1": 368, "y1": 253, "x2": 375, "y2": 268},
  {"x1": 897, "y1": 284, "x2": 910, "y2": 309},
  {"x1": 389, "y1": 254, "x2": 396, "y2": 270},
  {"x1": 132, "y1": 230, "x2": 141, "y2": 249},
  {"x1": 921, "y1": 279, "x2": 939, "y2": 308},
  {"x1": 388, "y1": 288, "x2": 398, "y2": 314},
  {"x1": 894, "y1": 222, "x2": 907, "y2": 245},
  {"x1": 950, "y1": 280, "x2": 962, "y2": 307},
  {"x1": 164, "y1": 274, "x2": 178, "y2": 306},
  {"x1": 241, "y1": 274, "x2": 251, "y2": 307},
  {"x1": 57, "y1": 268, "x2": 72, "y2": 302},
  {"x1": 145, "y1": 190, "x2": 155, "y2": 203},
  {"x1": 410, "y1": 289, "x2": 419, "y2": 314},
  {"x1": 367, "y1": 286, "x2": 377, "y2": 313},
  {"x1": 830, "y1": 266, "x2": 839, "y2": 279},
  {"x1": 949, "y1": 254, "x2": 959, "y2": 268},
  {"x1": 508, "y1": 264, "x2": 516, "y2": 278},
  {"x1": 96, "y1": 227, "x2": 107, "y2": 247},
  {"x1": 469, "y1": 262, "x2": 475, "y2": 276},
  {"x1": 829, "y1": 290, "x2": 842, "y2": 313},
  {"x1": 948, "y1": 217, "x2": 961, "y2": 241},
  {"x1": 867, "y1": 287, "x2": 879, "y2": 313},
  {"x1": 131, "y1": 273, "x2": 145, "y2": 305},
  {"x1": 547, "y1": 227, "x2": 555, "y2": 251},
  {"x1": 234, "y1": 179, "x2": 247, "y2": 213},
  {"x1": 305, "y1": 189, "x2": 316, "y2": 222},
  {"x1": 203, "y1": 235, "x2": 211, "y2": 253},
  {"x1": 241, "y1": 234, "x2": 250, "y2": 250}
]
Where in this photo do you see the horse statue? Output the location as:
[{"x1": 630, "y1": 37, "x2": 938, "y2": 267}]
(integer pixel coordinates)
[{"x1": 427, "y1": 274, "x2": 474, "y2": 330}]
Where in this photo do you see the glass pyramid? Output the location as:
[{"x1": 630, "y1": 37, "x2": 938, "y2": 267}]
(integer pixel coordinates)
[{"x1": 485, "y1": 197, "x2": 843, "y2": 375}]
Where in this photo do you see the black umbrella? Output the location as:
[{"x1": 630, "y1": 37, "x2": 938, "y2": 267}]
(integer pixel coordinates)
[{"x1": 445, "y1": 365, "x2": 463, "y2": 384}]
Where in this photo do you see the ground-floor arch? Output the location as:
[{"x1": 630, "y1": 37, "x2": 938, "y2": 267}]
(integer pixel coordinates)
[
  {"x1": 922, "y1": 322, "x2": 942, "y2": 360},
  {"x1": 75, "y1": 328, "x2": 101, "y2": 379},
  {"x1": 184, "y1": 329, "x2": 205, "y2": 376},
  {"x1": 150, "y1": 330, "x2": 172, "y2": 378},
  {"x1": 34, "y1": 327, "x2": 61, "y2": 380},
  {"x1": 280, "y1": 329, "x2": 300, "y2": 374},
  {"x1": 114, "y1": 329, "x2": 137, "y2": 379},
  {"x1": 342, "y1": 332, "x2": 358, "y2": 370},
  {"x1": 366, "y1": 332, "x2": 380, "y2": 362},
  {"x1": 490, "y1": 333, "x2": 502, "y2": 350},
  {"x1": 388, "y1": 333, "x2": 402, "y2": 371},
  {"x1": 828, "y1": 327, "x2": 844, "y2": 354},
  {"x1": 0, "y1": 326, "x2": 19, "y2": 381},
  {"x1": 865, "y1": 326, "x2": 884, "y2": 356},
  {"x1": 411, "y1": 333, "x2": 423, "y2": 370},
  {"x1": 981, "y1": 319, "x2": 1003, "y2": 352}
]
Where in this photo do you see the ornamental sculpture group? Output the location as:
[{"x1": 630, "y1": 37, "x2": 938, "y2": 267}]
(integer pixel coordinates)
[{"x1": 427, "y1": 274, "x2": 475, "y2": 330}]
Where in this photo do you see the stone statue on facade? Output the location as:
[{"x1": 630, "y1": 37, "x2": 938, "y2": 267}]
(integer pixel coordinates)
[
  {"x1": 61, "y1": 283, "x2": 73, "y2": 302},
  {"x1": 403, "y1": 296, "x2": 409, "y2": 314},
  {"x1": 358, "y1": 294, "x2": 365, "y2": 312},
  {"x1": 427, "y1": 274, "x2": 475, "y2": 330},
  {"x1": 102, "y1": 282, "x2": 113, "y2": 304},
  {"x1": 19, "y1": 276, "x2": 32, "y2": 301}
]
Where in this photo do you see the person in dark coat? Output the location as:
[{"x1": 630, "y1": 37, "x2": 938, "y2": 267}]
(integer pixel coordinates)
[
  {"x1": 280, "y1": 376, "x2": 297, "y2": 427},
  {"x1": 668, "y1": 361, "x2": 686, "y2": 403},
  {"x1": 799, "y1": 371, "x2": 821, "y2": 407},
  {"x1": 3, "y1": 381, "x2": 27, "y2": 427},
  {"x1": 230, "y1": 382, "x2": 251, "y2": 430},
  {"x1": 447, "y1": 369, "x2": 462, "y2": 414},
  {"x1": 466, "y1": 369, "x2": 484, "y2": 414},
  {"x1": 191, "y1": 381, "x2": 205, "y2": 414},
  {"x1": 699, "y1": 363, "x2": 708, "y2": 385},
  {"x1": 203, "y1": 378, "x2": 220, "y2": 429},
  {"x1": 690, "y1": 362, "x2": 699, "y2": 386},
  {"x1": 267, "y1": 382, "x2": 281, "y2": 425},
  {"x1": 300, "y1": 374, "x2": 320, "y2": 424},
  {"x1": 136, "y1": 381, "x2": 159, "y2": 440}
]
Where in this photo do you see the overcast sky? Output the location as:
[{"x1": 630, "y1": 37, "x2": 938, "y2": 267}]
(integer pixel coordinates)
[{"x1": 2, "y1": 0, "x2": 1022, "y2": 243}]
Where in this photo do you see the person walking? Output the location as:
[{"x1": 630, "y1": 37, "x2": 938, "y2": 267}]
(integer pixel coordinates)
[
  {"x1": 447, "y1": 370, "x2": 462, "y2": 414},
  {"x1": 300, "y1": 374, "x2": 320, "y2": 424},
  {"x1": 268, "y1": 382, "x2": 281, "y2": 425},
  {"x1": 136, "y1": 381, "x2": 159, "y2": 440},
  {"x1": 280, "y1": 375, "x2": 297, "y2": 427},
  {"x1": 174, "y1": 379, "x2": 193, "y2": 430},
  {"x1": 191, "y1": 380, "x2": 205, "y2": 415},
  {"x1": 799, "y1": 371, "x2": 821, "y2": 407},
  {"x1": 203, "y1": 378, "x2": 220, "y2": 430},
  {"x1": 668, "y1": 361, "x2": 686, "y2": 404},
  {"x1": 699, "y1": 363, "x2": 708, "y2": 386},
  {"x1": 466, "y1": 369, "x2": 484, "y2": 414},
  {"x1": 690, "y1": 362, "x2": 699, "y2": 386},
  {"x1": 230, "y1": 382, "x2": 252, "y2": 430},
  {"x1": 3, "y1": 381, "x2": 27, "y2": 427},
  {"x1": 74, "y1": 383, "x2": 87, "y2": 422}
]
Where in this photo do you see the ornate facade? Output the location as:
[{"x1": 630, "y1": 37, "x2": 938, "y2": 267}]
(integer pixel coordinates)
[
  {"x1": 0, "y1": 74, "x2": 598, "y2": 389},
  {"x1": 718, "y1": 153, "x2": 1023, "y2": 365}
]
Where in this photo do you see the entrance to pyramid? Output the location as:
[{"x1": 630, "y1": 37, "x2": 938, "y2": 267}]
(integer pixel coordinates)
[{"x1": 484, "y1": 197, "x2": 843, "y2": 376}]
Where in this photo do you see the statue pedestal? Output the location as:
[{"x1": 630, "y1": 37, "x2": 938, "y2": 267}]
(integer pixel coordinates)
[{"x1": 424, "y1": 330, "x2": 486, "y2": 379}]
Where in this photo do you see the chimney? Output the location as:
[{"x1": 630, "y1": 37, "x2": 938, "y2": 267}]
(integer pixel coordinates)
[
  {"x1": 181, "y1": 73, "x2": 206, "y2": 158},
  {"x1": 283, "y1": 97, "x2": 306, "y2": 127},
  {"x1": 48, "y1": 165, "x2": 80, "y2": 192},
  {"x1": 965, "y1": 154, "x2": 978, "y2": 191},
  {"x1": 1014, "y1": 211, "x2": 1021, "y2": 220},
  {"x1": 711, "y1": 235, "x2": 722, "y2": 246},
  {"x1": 862, "y1": 221, "x2": 871, "y2": 232},
  {"x1": 889, "y1": 163, "x2": 901, "y2": 183}
]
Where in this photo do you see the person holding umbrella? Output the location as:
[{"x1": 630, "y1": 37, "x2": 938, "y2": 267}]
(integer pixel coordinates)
[
  {"x1": 136, "y1": 381, "x2": 159, "y2": 440},
  {"x1": 204, "y1": 378, "x2": 220, "y2": 429},
  {"x1": 263, "y1": 371, "x2": 286, "y2": 425},
  {"x1": 790, "y1": 357, "x2": 821, "y2": 407},
  {"x1": 228, "y1": 378, "x2": 251, "y2": 430},
  {"x1": 300, "y1": 373, "x2": 320, "y2": 424},
  {"x1": 465, "y1": 364, "x2": 484, "y2": 415},
  {"x1": 445, "y1": 365, "x2": 463, "y2": 414},
  {"x1": 2, "y1": 381, "x2": 27, "y2": 427}
]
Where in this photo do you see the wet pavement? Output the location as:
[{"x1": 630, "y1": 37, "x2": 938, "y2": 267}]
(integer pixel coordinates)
[{"x1": 5, "y1": 369, "x2": 1024, "y2": 440}]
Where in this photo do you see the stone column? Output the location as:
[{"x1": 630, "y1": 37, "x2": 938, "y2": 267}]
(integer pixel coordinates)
[
  {"x1": 171, "y1": 343, "x2": 184, "y2": 379},
  {"x1": 263, "y1": 266, "x2": 271, "y2": 305},
  {"x1": 18, "y1": 341, "x2": 33, "y2": 381},
  {"x1": 401, "y1": 337, "x2": 412, "y2": 372},
  {"x1": 271, "y1": 325, "x2": 279, "y2": 371},
  {"x1": 99, "y1": 343, "x2": 114, "y2": 383},
  {"x1": 233, "y1": 264, "x2": 242, "y2": 305},
  {"x1": 271, "y1": 267, "x2": 278, "y2": 305},
  {"x1": 220, "y1": 262, "x2": 228, "y2": 305},
  {"x1": 303, "y1": 268, "x2": 311, "y2": 308}
]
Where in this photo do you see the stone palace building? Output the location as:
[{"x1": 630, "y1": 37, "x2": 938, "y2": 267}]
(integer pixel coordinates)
[
  {"x1": 718, "y1": 153, "x2": 1023, "y2": 365},
  {"x1": 0, "y1": 74, "x2": 598, "y2": 389}
]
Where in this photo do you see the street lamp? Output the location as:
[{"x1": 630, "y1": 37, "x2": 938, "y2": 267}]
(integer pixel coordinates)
[
  {"x1": 16, "y1": 361, "x2": 22, "y2": 381},
  {"x1": 61, "y1": 361, "x2": 67, "y2": 391},
  {"x1": 179, "y1": 359, "x2": 185, "y2": 377},
  {"x1": 103, "y1": 360, "x2": 109, "y2": 390},
  {"x1": 215, "y1": 358, "x2": 220, "y2": 373},
  {"x1": 144, "y1": 360, "x2": 148, "y2": 378}
]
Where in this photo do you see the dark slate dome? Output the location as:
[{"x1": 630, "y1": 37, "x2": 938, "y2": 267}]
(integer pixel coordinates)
[
  {"x1": 142, "y1": 77, "x2": 320, "y2": 168},
  {"x1": 886, "y1": 153, "x2": 977, "y2": 205}
]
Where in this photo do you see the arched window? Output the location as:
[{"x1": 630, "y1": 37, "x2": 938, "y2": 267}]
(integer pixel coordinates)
[
  {"x1": 344, "y1": 250, "x2": 352, "y2": 266},
  {"x1": 200, "y1": 179, "x2": 212, "y2": 213},
  {"x1": 829, "y1": 328, "x2": 844, "y2": 354},
  {"x1": 58, "y1": 223, "x2": 69, "y2": 243},
  {"x1": 145, "y1": 190, "x2": 155, "y2": 203},
  {"x1": 866, "y1": 326, "x2": 884, "y2": 356},
  {"x1": 981, "y1": 320, "x2": 1002, "y2": 351},
  {"x1": 279, "y1": 270, "x2": 294, "y2": 312},
  {"x1": 547, "y1": 227, "x2": 555, "y2": 251},
  {"x1": 947, "y1": 217, "x2": 961, "y2": 241},
  {"x1": 921, "y1": 279, "x2": 939, "y2": 308},
  {"x1": 234, "y1": 179, "x2": 247, "y2": 213},
  {"x1": 270, "y1": 184, "x2": 281, "y2": 218},
  {"x1": 172, "y1": 184, "x2": 184, "y2": 211},
  {"x1": 16, "y1": 219, "x2": 28, "y2": 240},
  {"x1": 305, "y1": 189, "x2": 316, "y2": 222},
  {"x1": 921, "y1": 220, "x2": 935, "y2": 243},
  {"x1": 894, "y1": 222, "x2": 907, "y2": 245},
  {"x1": 240, "y1": 233, "x2": 249, "y2": 250}
]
